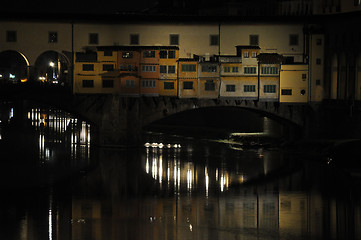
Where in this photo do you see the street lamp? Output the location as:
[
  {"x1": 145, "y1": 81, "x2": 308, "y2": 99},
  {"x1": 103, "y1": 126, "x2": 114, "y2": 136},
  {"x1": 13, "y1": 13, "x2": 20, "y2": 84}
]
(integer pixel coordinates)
[{"x1": 49, "y1": 61, "x2": 56, "y2": 83}]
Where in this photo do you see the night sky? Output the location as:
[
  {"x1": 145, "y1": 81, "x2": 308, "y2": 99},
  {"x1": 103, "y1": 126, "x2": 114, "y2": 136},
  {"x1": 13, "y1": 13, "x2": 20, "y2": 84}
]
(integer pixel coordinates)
[{"x1": 1, "y1": 0, "x2": 154, "y2": 13}]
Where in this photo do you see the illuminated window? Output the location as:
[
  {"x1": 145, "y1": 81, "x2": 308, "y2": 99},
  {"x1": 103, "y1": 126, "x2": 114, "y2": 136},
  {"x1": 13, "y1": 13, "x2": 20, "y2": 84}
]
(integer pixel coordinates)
[
  {"x1": 89, "y1": 33, "x2": 98, "y2": 44},
  {"x1": 6, "y1": 31, "x2": 16, "y2": 42},
  {"x1": 82, "y1": 80, "x2": 94, "y2": 88},
  {"x1": 130, "y1": 34, "x2": 139, "y2": 45},
  {"x1": 170, "y1": 34, "x2": 179, "y2": 45},
  {"x1": 48, "y1": 32, "x2": 57, "y2": 43}
]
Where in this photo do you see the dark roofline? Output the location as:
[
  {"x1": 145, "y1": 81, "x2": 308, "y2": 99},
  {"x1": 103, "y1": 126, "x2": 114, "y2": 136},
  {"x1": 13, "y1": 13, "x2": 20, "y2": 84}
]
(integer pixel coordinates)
[
  {"x1": 236, "y1": 45, "x2": 261, "y2": 49},
  {"x1": 0, "y1": 11, "x2": 359, "y2": 24},
  {"x1": 96, "y1": 45, "x2": 179, "y2": 51}
]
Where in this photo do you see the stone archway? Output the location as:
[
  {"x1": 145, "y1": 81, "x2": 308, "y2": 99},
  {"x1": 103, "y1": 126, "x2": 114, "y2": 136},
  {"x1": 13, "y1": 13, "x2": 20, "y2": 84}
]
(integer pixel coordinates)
[
  {"x1": 34, "y1": 51, "x2": 70, "y2": 86},
  {"x1": 0, "y1": 50, "x2": 30, "y2": 83}
]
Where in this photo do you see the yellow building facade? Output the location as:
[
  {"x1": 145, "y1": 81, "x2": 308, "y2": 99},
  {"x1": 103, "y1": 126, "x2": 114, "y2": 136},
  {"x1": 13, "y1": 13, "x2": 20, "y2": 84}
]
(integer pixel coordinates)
[
  {"x1": 159, "y1": 47, "x2": 179, "y2": 96},
  {"x1": 280, "y1": 64, "x2": 309, "y2": 103}
]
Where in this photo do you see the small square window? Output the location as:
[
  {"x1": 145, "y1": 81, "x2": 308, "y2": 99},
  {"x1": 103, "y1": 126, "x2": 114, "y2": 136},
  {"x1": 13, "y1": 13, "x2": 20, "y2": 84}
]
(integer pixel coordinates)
[
  {"x1": 316, "y1": 58, "x2": 322, "y2": 65},
  {"x1": 316, "y1": 79, "x2": 321, "y2": 85},
  {"x1": 130, "y1": 34, "x2": 139, "y2": 45},
  {"x1": 289, "y1": 34, "x2": 299, "y2": 46},
  {"x1": 302, "y1": 73, "x2": 307, "y2": 80},
  {"x1": 160, "y1": 65, "x2": 167, "y2": 73},
  {"x1": 49, "y1": 31, "x2": 58, "y2": 43},
  {"x1": 316, "y1": 38, "x2": 322, "y2": 45},
  {"x1": 250, "y1": 35, "x2": 259, "y2": 46},
  {"x1": 6, "y1": 31, "x2": 17, "y2": 42},
  {"x1": 89, "y1": 33, "x2": 98, "y2": 45},
  {"x1": 168, "y1": 50, "x2": 176, "y2": 59},
  {"x1": 170, "y1": 34, "x2": 179, "y2": 45},
  {"x1": 160, "y1": 50, "x2": 167, "y2": 59},
  {"x1": 168, "y1": 65, "x2": 176, "y2": 73}
]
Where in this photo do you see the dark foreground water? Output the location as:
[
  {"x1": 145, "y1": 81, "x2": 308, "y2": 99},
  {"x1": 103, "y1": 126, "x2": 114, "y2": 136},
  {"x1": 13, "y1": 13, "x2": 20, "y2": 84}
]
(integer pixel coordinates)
[{"x1": 0, "y1": 104, "x2": 361, "y2": 240}]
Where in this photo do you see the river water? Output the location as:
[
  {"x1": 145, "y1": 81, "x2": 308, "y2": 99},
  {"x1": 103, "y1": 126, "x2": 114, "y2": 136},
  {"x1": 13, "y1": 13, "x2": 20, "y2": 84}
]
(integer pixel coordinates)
[{"x1": 0, "y1": 104, "x2": 361, "y2": 240}]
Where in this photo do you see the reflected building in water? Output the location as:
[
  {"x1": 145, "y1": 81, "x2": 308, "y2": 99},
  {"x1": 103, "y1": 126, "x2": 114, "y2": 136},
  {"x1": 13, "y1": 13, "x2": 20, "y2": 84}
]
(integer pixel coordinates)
[
  {"x1": 68, "y1": 144, "x2": 361, "y2": 240},
  {"x1": 27, "y1": 107, "x2": 91, "y2": 164}
]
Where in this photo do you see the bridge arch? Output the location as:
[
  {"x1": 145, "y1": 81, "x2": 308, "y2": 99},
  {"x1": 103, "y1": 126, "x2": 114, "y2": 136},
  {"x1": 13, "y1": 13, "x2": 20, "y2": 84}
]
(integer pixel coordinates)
[
  {"x1": 0, "y1": 50, "x2": 30, "y2": 83},
  {"x1": 33, "y1": 50, "x2": 71, "y2": 86},
  {"x1": 143, "y1": 105, "x2": 302, "y2": 138}
]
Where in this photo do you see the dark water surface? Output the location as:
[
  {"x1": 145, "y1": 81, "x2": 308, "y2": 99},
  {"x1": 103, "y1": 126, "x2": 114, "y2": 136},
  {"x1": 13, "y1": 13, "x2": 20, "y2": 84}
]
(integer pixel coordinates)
[{"x1": 0, "y1": 104, "x2": 361, "y2": 240}]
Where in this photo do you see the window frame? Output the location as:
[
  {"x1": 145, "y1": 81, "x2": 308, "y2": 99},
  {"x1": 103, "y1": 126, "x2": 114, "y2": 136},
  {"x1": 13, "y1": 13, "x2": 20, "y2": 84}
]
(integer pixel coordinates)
[
  {"x1": 48, "y1": 31, "x2": 58, "y2": 43},
  {"x1": 6, "y1": 30, "x2": 17, "y2": 42},
  {"x1": 89, "y1": 33, "x2": 99, "y2": 45},
  {"x1": 82, "y1": 79, "x2": 94, "y2": 88},
  {"x1": 170, "y1": 34, "x2": 179, "y2": 45}
]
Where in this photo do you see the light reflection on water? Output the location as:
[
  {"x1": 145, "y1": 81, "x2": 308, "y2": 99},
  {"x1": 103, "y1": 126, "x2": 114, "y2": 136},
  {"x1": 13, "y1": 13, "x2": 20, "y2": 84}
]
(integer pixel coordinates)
[{"x1": 1, "y1": 104, "x2": 361, "y2": 240}]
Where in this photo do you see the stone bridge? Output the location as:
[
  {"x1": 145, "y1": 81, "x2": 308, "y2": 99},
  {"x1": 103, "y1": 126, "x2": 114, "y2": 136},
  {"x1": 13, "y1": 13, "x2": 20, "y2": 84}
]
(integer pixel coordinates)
[{"x1": 0, "y1": 84, "x2": 314, "y2": 146}]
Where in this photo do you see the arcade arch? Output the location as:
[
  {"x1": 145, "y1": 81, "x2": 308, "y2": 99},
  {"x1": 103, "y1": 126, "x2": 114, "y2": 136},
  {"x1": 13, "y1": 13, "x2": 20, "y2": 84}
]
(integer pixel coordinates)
[
  {"x1": 0, "y1": 50, "x2": 29, "y2": 83},
  {"x1": 34, "y1": 51, "x2": 70, "y2": 86}
]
